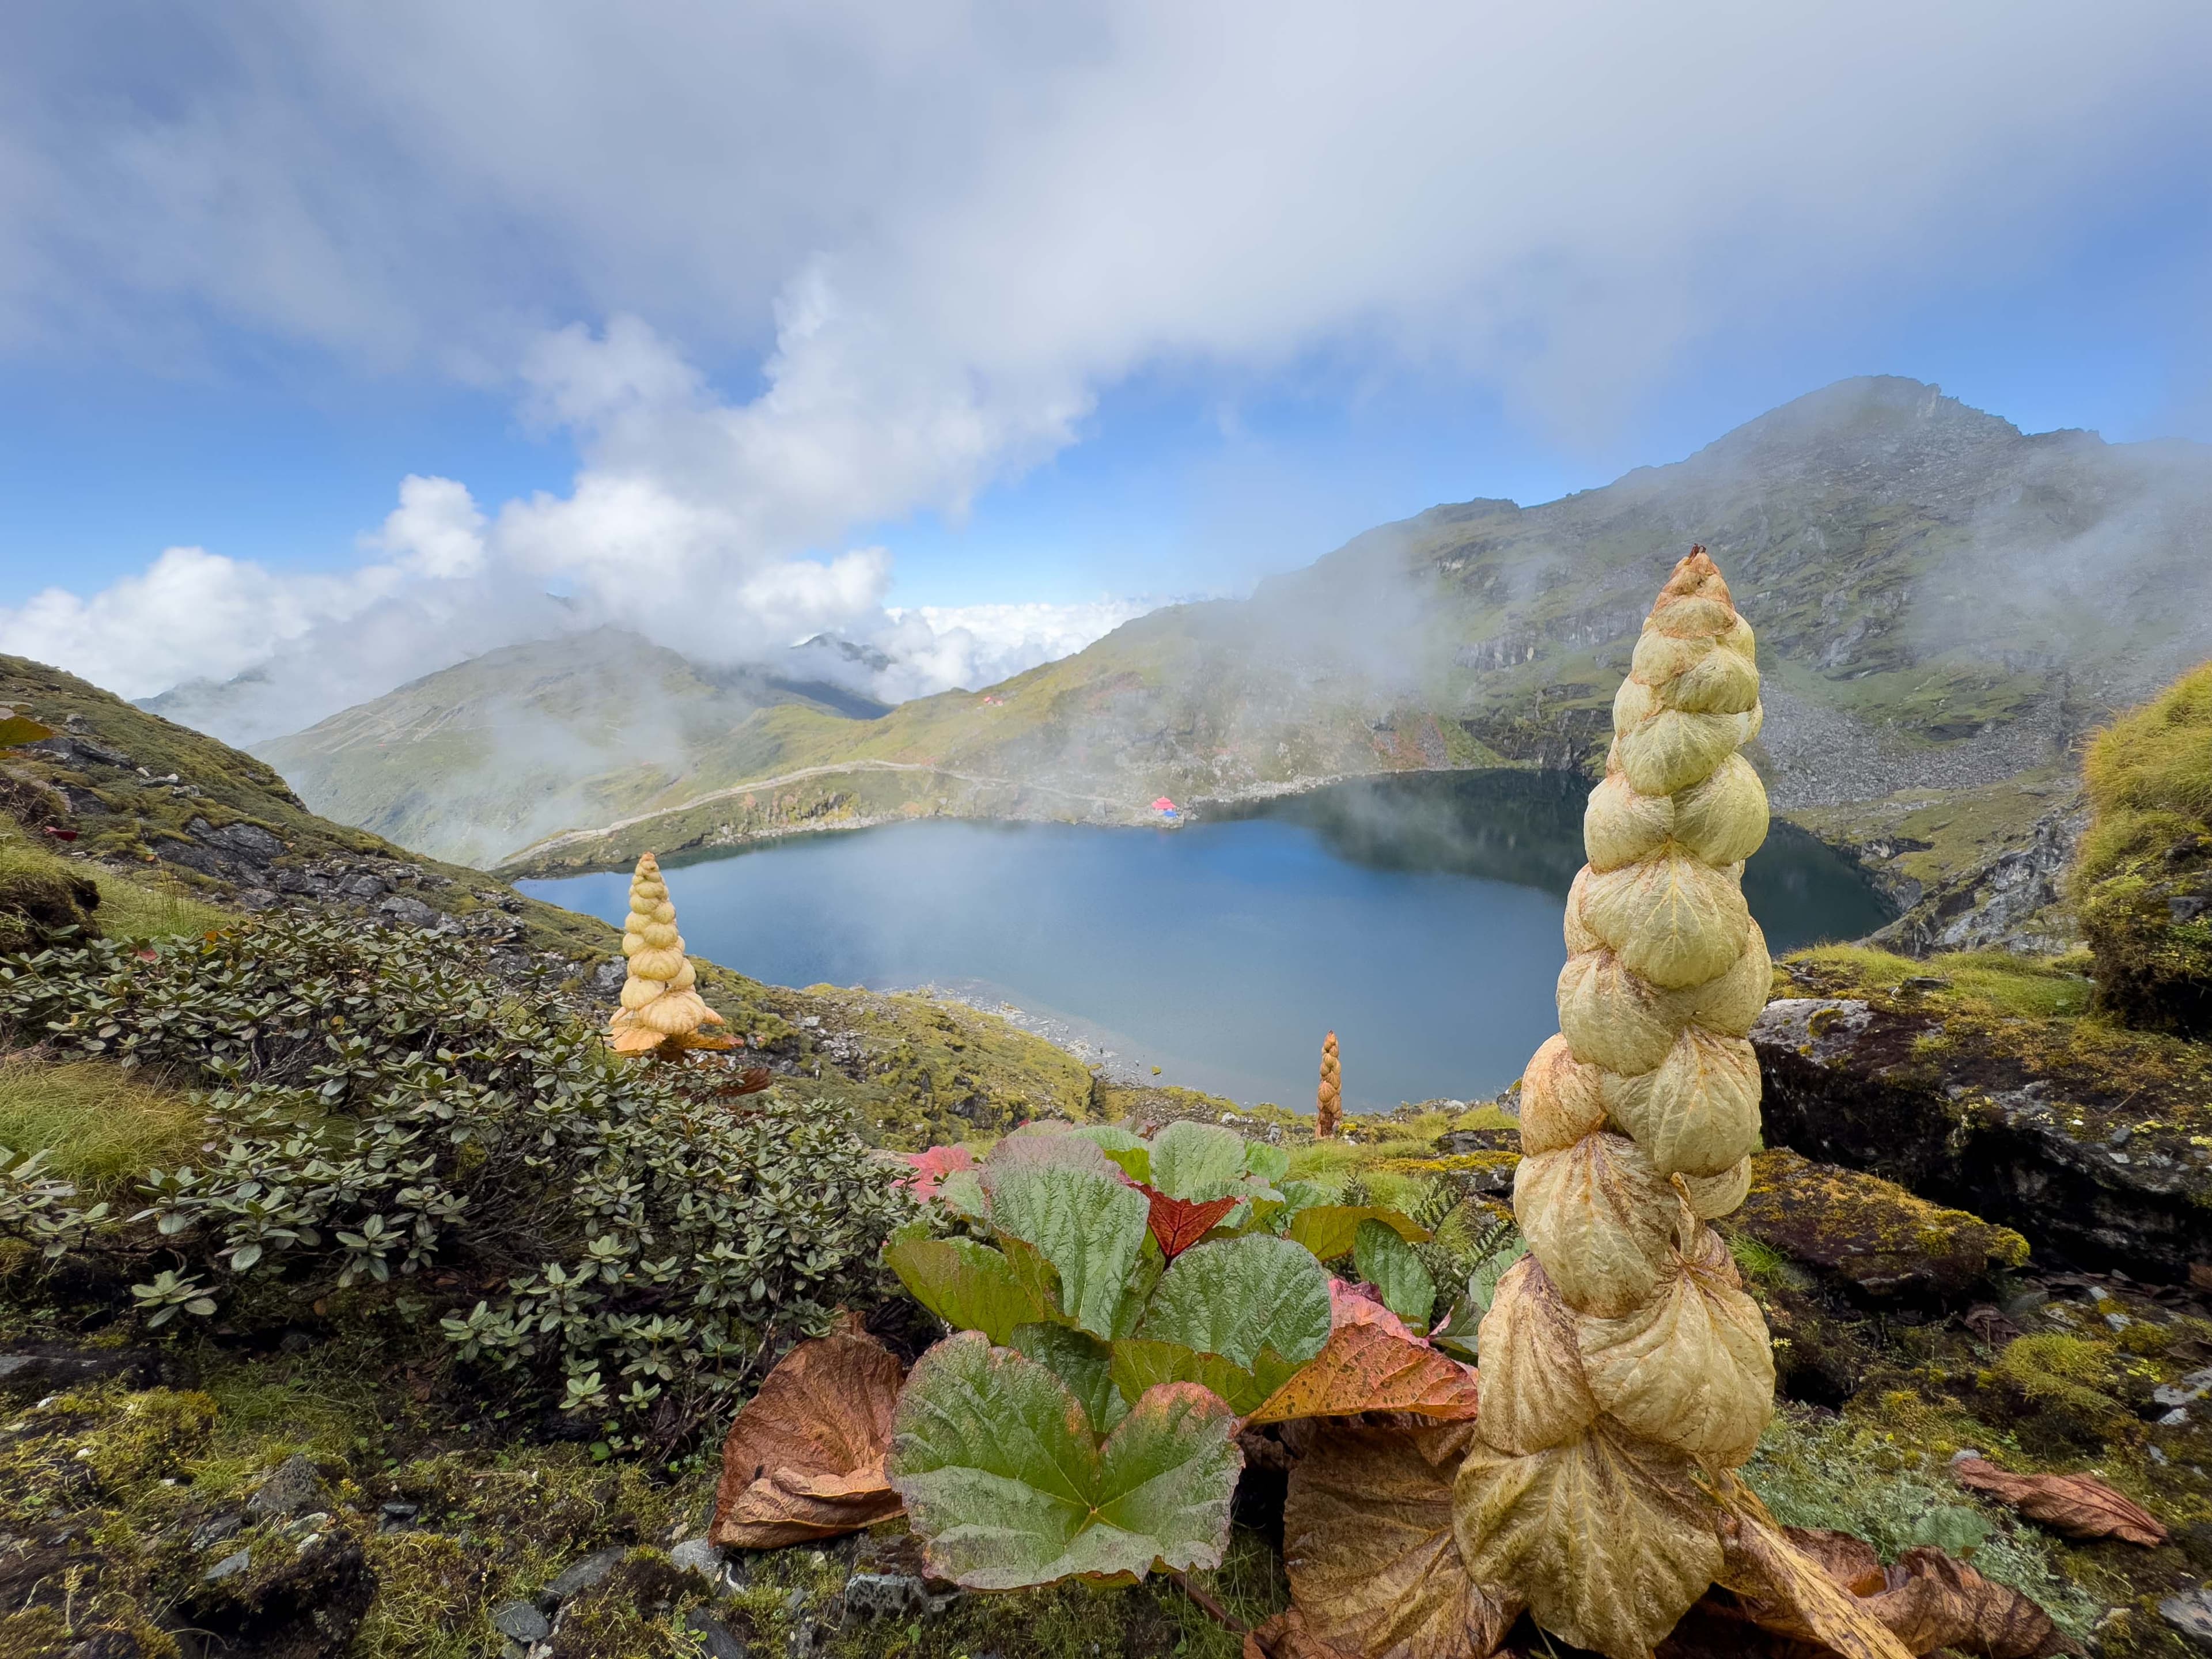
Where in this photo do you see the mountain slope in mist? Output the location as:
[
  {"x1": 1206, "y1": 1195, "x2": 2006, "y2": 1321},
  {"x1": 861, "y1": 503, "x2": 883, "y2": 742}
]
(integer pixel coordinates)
[
  {"x1": 257, "y1": 376, "x2": 2212, "y2": 873},
  {"x1": 255, "y1": 628, "x2": 886, "y2": 866}
]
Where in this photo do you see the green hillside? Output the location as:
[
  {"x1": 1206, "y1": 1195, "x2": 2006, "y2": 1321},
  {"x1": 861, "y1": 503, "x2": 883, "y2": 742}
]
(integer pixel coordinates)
[{"x1": 254, "y1": 628, "x2": 885, "y2": 866}]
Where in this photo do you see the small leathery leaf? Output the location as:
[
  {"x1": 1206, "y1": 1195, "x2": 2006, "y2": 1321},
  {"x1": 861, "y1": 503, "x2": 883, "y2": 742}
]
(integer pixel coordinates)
[
  {"x1": 1577, "y1": 1236, "x2": 1775, "y2": 1465},
  {"x1": 1609, "y1": 1025, "x2": 1762, "y2": 1179},
  {"x1": 1687, "y1": 918, "x2": 1772, "y2": 1038},
  {"x1": 1518, "y1": 1035, "x2": 1607, "y2": 1156},
  {"x1": 1951, "y1": 1457, "x2": 2168, "y2": 1546},
  {"x1": 1514, "y1": 1131, "x2": 1676, "y2": 1317},
  {"x1": 1584, "y1": 771, "x2": 1675, "y2": 873},
  {"x1": 712, "y1": 1327, "x2": 906, "y2": 1548},
  {"x1": 1474, "y1": 1256, "x2": 1597, "y2": 1454},
  {"x1": 889, "y1": 1332, "x2": 1242, "y2": 1590},
  {"x1": 1247, "y1": 1320, "x2": 1480, "y2": 1425},
  {"x1": 1673, "y1": 753, "x2": 1770, "y2": 867},
  {"x1": 1679, "y1": 1158, "x2": 1752, "y2": 1220},
  {"x1": 1285, "y1": 1419, "x2": 1518, "y2": 1659},
  {"x1": 1578, "y1": 850, "x2": 1750, "y2": 990},
  {"x1": 1454, "y1": 1419, "x2": 1724, "y2": 1659},
  {"x1": 1558, "y1": 948, "x2": 1683, "y2": 1076}
]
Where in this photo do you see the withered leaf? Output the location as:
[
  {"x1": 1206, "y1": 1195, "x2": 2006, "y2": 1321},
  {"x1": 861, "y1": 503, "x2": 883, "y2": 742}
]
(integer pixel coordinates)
[
  {"x1": 1244, "y1": 1608, "x2": 1358, "y2": 1659},
  {"x1": 1142, "y1": 1184, "x2": 1241, "y2": 1260},
  {"x1": 1248, "y1": 1320, "x2": 1480, "y2": 1426},
  {"x1": 711, "y1": 1329, "x2": 906, "y2": 1548},
  {"x1": 1952, "y1": 1456, "x2": 2167, "y2": 1547},
  {"x1": 1285, "y1": 1420, "x2": 1518, "y2": 1659},
  {"x1": 1720, "y1": 1509, "x2": 1914, "y2": 1659},
  {"x1": 1873, "y1": 1547, "x2": 2062, "y2": 1659}
]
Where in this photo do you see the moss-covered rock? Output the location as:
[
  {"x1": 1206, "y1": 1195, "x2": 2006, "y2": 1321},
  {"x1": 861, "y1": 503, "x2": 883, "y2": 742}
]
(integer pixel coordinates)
[
  {"x1": 0, "y1": 843, "x2": 100, "y2": 952},
  {"x1": 2075, "y1": 662, "x2": 2212, "y2": 1037},
  {"x1": 1733, "y1": 1147, "x2": 2027, "y2": 1305},
  {"x1": 1755, "y1": 949, "x2": 2212, "y2": 1281}
]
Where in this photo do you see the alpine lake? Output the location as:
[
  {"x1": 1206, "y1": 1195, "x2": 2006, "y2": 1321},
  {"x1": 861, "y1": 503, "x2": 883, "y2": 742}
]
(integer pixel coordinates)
[{"x1": 518, "y1": 769, "x2": 1891, "y2": 1113}]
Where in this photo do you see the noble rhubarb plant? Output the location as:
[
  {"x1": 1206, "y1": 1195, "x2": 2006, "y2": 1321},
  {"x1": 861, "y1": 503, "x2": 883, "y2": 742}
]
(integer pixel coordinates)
[
  {"x1": 1272, "y1": 551, "x2": 1918, "y2": 1659},
  {"x1": 880, "y1": 1120, "x2": 1472, "y2": 1590},
  {"x1": 608, "y1": 851, "x2": 732, "y2": 1056}
]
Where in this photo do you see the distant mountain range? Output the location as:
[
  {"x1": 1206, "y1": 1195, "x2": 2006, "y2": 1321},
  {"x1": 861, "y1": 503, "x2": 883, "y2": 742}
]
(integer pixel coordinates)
[
  {"x1": 253, "y1": 630, "x2": 887, "y2": 867},
  {"x1": 241, "y1": 377, "x2": 2212, "y2": 872}
]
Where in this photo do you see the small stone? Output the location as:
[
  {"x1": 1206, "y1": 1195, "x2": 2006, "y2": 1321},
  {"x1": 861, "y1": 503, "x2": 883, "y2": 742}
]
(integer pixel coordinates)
[
  {"x1": 844, "y1": 1572, "x2": 930, "y2": 1618},
  {"x1": 191, "y1": 1513, "x2": 245, "y2": 1551},
  {"x1": 2109, "y1": 1126, "x2": 2135, "y2": 1147},
  {"x1": 669, "y1": 1537, "x2": 725, "y2": 1580},
  {"x1": 2152, "y1": 1446, "x2": 2171, "y2": 1465},
  {"x1": 2161, "y1": 1407, "x2": 2191, "y2": 1427},
  {"x1": 204, "y1": 1548, "x2": 252, "y2": 1584},
  {"x1": 542, "y1": 1545, "x2": 626, "y2": 1605},
  {"x1": 2164, "y1": 1588, "x2": 2212, "y2": 1652},
  {"x1": 683, "y1": 1608, "x2": 752, "y2": 1659},
  {"x1": 2107, "y1": 1312, "x2": 2133, "y2": 1331},
  {"x1": 492, "y1": 1600, "x2": 552, "y2": 1643},
  {"x1": 247, "y1": 1453, "x2": 325, "y2": 1517}
]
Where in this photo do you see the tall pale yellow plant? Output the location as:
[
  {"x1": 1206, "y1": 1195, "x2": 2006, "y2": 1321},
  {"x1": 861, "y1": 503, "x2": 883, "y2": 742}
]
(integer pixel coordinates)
[
  {"x1": 1454, "y1": 549, "x2": 1781, "y2": 1656},
  {"x1": 608, "y1": 851, "x2": 730, "y2": 1056}
]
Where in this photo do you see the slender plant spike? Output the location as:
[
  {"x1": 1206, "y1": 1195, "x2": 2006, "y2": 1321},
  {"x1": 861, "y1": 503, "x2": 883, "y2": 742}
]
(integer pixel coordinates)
[
  {"x1": 1316, "y1": 1031, "x2": 1342, "y2": 1139},
  {"x1": 607, "y1": 851, "x2": 729, "y2": 1056},
  {"x1": 1453, "y1": 548, "x2": 1778, "y2": 1658}
]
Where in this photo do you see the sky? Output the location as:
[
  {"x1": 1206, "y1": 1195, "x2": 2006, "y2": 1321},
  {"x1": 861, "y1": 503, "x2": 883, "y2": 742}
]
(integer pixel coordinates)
[{"x1": 1, "y1": 2, "x2": 2209, "y2": 734}]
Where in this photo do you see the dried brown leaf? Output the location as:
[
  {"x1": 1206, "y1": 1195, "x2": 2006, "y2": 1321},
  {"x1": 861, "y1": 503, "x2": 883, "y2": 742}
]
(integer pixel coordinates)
[
  {"x1": 1247, "y1": 1321, "x2": 1480, "y2": 1426},
  {"x1": 1721, "y1": 1509, "x2": 1915, "y2": 1659},
  {"x1": 1285, "y1": 1421, "x2": 1518, "y2": 1659},
  {"x1": 711, "y1": 1330, "x2": 906, "y2": 1547},
  {"x1": 1245, "y1": 1608, "x2": 1358, "y2": 1659},
  {"x1": 1952, "y1": 1456, "x2": 2166, "y2": 1547},
  {"x1": 1885, "y1": 1548, "x2": 2063, "y2": 1659}
]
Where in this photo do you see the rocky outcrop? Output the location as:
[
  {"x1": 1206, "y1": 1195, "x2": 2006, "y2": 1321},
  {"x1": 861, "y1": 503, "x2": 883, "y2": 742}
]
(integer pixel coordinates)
[
  {"x1": 1753, "y1": 995, "x2": 2212, "y2": 1281},
  {"x1": 1867, "y1": 796, "x2": 2088, "y2": 957}
]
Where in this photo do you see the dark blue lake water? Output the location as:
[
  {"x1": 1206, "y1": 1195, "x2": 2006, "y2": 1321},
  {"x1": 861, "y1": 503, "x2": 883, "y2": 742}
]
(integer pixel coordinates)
[{"x1": 518, "y1": 771, "x2": 1890, "y2": 1112}]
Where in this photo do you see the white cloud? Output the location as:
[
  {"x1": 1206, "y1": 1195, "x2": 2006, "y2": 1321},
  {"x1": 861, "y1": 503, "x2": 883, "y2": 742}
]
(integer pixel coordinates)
[
  {"x1": 872, "y1": 599, "x2": 1164, "y2": 700},
  {"x1": 1, "y1": 3, "x2": 2207, "y2": 730},
  {"x1": 368, "y1": 475, "x2": 487, "y2": 580}
]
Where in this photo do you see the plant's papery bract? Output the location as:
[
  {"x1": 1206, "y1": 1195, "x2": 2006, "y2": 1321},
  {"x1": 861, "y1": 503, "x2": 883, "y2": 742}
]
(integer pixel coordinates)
[{"x1": 1461, "y1": 548, "x2": 1778, "y2": 1658}]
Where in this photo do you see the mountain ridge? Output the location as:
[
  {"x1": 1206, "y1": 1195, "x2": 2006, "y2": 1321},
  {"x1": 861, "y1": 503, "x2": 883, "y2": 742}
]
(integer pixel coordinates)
[{"x1": 241, "y1": 376, "x2": 2212, "y2": 874}]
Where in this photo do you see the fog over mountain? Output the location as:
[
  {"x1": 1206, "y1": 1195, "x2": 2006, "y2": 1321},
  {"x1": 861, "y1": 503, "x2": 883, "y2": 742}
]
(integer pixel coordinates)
[{"x1": 252, "y1": 377, "x2": 2212, "y2": 871}]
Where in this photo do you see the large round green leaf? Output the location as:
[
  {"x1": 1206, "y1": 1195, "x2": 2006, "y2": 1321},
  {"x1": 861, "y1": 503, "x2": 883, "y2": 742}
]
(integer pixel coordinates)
[
  {"x1": 988, "y1": 1164, "x2": 1150, "y2": 1339},
  {"x1": 884, "y1": 1235, "x2": 1052, "y2": 1346},
  {"x1": 889, "y1": 1332, "x2": 1242, "y2": 1590},
  {"x1": 1137, "y1": 1233, "x2": 1332, "y2": 1369},
  {"x1": 1355, "y1": 1217, "x2": 1437, "y2": 1330},
  {"x1": 1148, "y1": 1121, "x2": 1249, "y2": 1200}
]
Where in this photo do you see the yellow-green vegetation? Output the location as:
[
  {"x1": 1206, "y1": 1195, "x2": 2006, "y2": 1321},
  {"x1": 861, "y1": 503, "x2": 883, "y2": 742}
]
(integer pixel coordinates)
[
  {"x1": 1734, "y1": 1148, "x2": 2028, "y2": 1300},
  {"x1": 1745, "y1": 1406, "x2": 2099, "y2": 1639},
  {"x1": 1783, "y1": 942, "x2": 2095, "y2": 1018},
  {"x1": 0, "y1": 1056, "x2": 201, "y2": 1196},
  {"x1": 1783, "y1": 767, "x2": 2077, "y2": 900},
  {"x1": 2074, "y1": 661, "x2": 2212, "y2": 1034}
]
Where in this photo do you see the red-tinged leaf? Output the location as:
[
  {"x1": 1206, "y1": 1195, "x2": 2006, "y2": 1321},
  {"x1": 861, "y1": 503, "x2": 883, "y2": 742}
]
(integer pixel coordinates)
[
  {"x1": 711, "y1": 1328, "x2": 907, "y2": 1548},
  {"x1": 1952, "y1": 1456, "x2": 2168, "y2": 1547},
  {"x1": 899, "y1": 1143, "x2": 977, "y2": 1202},
  {"x1": 1247, "y1": 1320, "x2": 1480, "y2": 1425},
  {"x1": 1142, "y1": 1184, "x2": 1240, "y2": 1260},
  {"x1": 1328, "y1": 1277, "x2": 1423, "y2": 1343}
]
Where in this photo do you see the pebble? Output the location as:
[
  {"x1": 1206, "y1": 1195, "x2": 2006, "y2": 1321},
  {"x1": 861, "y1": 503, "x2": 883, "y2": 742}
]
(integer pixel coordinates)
[
  {"x1": 541, "y1": 1545, "x2": 626, "y2": 1606},
  {"x1": 2163, "y1": 1588, "x2": 2212, "y2": 1652},
  {"x1": 492, "y1": 1600, "x2": 552, "y2": 1643},
  {"x1": 683, "y1": 1608, "x2": 752, "y2": 1658},
  {"x1": 669, "y1": 1536, "x2": 725, "y2": 1580},
  {"x1": 204, "y1": 1548, "x2": 252, "y2": 1584}
]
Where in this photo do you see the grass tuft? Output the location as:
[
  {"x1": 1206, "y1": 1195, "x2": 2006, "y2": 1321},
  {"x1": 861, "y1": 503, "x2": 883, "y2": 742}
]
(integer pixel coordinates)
[{"x1": 0, "y1": 1054, "x2": 202, "y2": 1195}]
